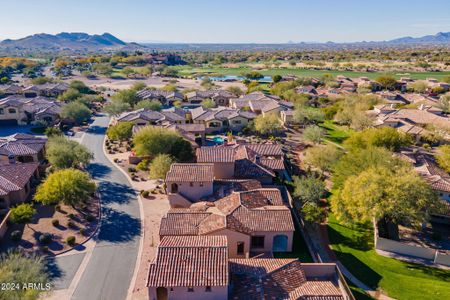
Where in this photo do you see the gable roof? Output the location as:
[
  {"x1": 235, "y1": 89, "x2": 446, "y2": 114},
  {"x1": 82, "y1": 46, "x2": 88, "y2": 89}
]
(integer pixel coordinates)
[
  {"x1": 0, "y1": 162, "x2": 39, "y2": 196},
  {"x1": 196, "y1": 146, "x2": 236, "y2": 163},
  {"x1": 147, "y1": 236, "x2": 228, "y2": 287},
  {"x1": 166, "y1": 163, "x2": 214, "y2": 182},
  {"x1": 0, "y1": 134, "x2": 47, "y2": 157}
]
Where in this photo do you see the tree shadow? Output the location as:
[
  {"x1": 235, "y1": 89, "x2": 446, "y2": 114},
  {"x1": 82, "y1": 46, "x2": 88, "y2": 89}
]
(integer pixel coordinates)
[
  {"x1": 87, "y1": 125, "x2": 107, "y2": 135},
  {"x1": 45, "y1": 256, "x2": 63, "y2": 281},
  {"x1": 96, "y1": 208, "x2": 141, "y2": 243},
  {"x1": 97, "y1": 181, "x2": 137, "y2": 205},
  {"x1": 86, "y1": 162, "x2": 111, "y2": 179},
  {"x1": 335, "y1": 251, "x2": 382, "y2": 289},
  {"x1": 47, "y1": 241, "x2": 64, "y2": 252},
  {"x1": 327, "y1": 226, "x2": 373, "y2": 251}
]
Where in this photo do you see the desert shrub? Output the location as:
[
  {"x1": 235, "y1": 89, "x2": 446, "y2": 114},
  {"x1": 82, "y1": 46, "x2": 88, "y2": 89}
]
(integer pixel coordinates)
[
  {"x1": 141, "y1": 190, "x2": 150, "y2": 198},
  {"x1": 39, "y1": 233, "x2": 52, "y2": 245},
  {"x1": 66, "y1": 236, "x2": 76, "y2": 246},
  {"x1": 11, "y1": 230, "x2": 21, "y2": 241}
]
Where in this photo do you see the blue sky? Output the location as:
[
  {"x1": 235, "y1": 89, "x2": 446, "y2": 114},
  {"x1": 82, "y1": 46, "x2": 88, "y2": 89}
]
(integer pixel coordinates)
[{"x1": 1, "y1": 0, "x2": 449, "y2": 43}]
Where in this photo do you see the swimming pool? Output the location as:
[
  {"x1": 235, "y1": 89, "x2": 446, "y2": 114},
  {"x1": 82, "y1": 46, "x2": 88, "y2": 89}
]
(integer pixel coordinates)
[
  {"x1": 213, "y1": 136, "x2": 225, "y2": 144},
  {"x1": 198, "y1": 75, "x2": 273, "y2": 82}
]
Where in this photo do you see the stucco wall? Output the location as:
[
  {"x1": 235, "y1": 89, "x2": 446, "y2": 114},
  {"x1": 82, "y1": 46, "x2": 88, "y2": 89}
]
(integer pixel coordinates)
[
  {"x1": 207, "y1": 229, "x2": 250, "y2": 258},
  {"x1": 251, "y1": 231, "x2": 293, "y2": 253},
  {"x1": 149, "y1": 285, "x2": 227, "y2": 300},
  {"x1": 435, "y1": 251, "x2": 450, "y2": 266},
  {"x1": 166, "y1": 181, "x2": 213, "y2": 202}
]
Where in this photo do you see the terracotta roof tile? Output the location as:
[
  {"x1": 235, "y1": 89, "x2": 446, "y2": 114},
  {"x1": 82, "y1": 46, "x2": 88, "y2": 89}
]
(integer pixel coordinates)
[
  {"x1": 196, "y1": 147, "x2": 235, "y2": 163},
  {"x1": 166, "y1": 163, "x2": 214, "y2": 182},
  {"x1": 147, "y1": 236, "x2": 228, "y2": 287}
]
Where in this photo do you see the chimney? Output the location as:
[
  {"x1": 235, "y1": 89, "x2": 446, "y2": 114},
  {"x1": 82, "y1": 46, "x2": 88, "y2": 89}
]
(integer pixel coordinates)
[
  {"x1": 8, "y1": 154, "x2": 16, "y2": 164},
  {"x1": 255, "y1": 155, "x2": 261, "y2": 164}
]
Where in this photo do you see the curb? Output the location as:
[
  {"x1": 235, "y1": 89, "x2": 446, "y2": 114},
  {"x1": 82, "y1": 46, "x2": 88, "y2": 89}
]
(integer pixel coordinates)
[{"x1": 101, "y1": 133, "x2": 146, "y2": 300}]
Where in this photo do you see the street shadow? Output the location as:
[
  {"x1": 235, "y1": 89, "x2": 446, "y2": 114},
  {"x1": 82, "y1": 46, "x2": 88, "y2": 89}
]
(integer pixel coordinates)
[
  {"x1": 87, "y1": 125, "x2": 107, "y2": 135},
  {"x1": 45, "y1": 256, "x2": 63, "y2": 280},
  {"x1": 86, "y1": 162, "x2": 111, "y2": 179},
  {"x1": 97, "y1": 181, "x2": 137, "y2": 205},
  {"x1": 96, "y1": 208, "x2": 141, "y2": 243}
]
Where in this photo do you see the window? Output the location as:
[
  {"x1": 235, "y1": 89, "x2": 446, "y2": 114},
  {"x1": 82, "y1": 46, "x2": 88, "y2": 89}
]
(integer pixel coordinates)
[
  {"x1": 251, "y1": 236, "x2": 265, "y2": 249},
  {"x1": 0, "y1": 108, "x2": 4, "y2": 114},
  {"x1": 189, "y1": 182, "x2": 194, "y2": 187},
  {"x1": 233, "y1": 120, "x2": 242, "y2": 124},
  {"x1": 205, "y1": 286, "x2": 212, "y2": 292},
  {"x1": 171, "y1": 183, "x2": 178, "y2": 193},
  {"x1": 187, "y1": 287, "x2": 194, "y2": 292},
  {"x1": 199, "y1": 182, "x2": 204, "y2": 187},
  {"x1": 8, "y1": 108, "x2": 16, "y2": 114},
  {"x1": 237, "y1": 242, "x2": 245, "y2": 255}
]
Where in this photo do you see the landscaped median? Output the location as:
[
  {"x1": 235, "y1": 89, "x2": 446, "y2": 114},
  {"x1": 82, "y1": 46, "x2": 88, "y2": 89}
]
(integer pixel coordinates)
[{"x1": 327, "y1": 214, "x2": 450, "y2": 300}]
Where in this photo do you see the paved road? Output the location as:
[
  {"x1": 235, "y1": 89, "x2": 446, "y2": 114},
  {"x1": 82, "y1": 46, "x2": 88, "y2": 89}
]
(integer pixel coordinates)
[{"x1": 53, "y1": 115, "x2": 141, "y2": 300}]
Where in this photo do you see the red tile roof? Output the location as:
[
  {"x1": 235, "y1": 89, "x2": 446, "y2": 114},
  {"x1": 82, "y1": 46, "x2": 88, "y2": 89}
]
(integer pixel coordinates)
[
  {"x1": 147, "y1": 236, "x2": 229, "y2": 287},
  {"x1": 196, "y1": 147, "x2": 235, "y2": 163},
  {"x1": 0, "y1": 162, "x2": 39, "y2": 196},
  {"x1": 166, "y1": 163, "x2": 214, "y2": 182},
  {"x1": 229, "y1": 259, "x2": 343, "y2": 300},
  {"x1": 160, "y1": 188, "x2": 294, "y2": 236}
]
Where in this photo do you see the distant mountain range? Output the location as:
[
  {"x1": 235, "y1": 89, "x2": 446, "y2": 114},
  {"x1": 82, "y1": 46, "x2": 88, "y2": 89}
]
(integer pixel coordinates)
[
  {"x1": 0, "y1": 32, "x2": 143, "y2": 52},
  {"x1": 384, "y1": 32, "x2": 450, "y2": 44},
  {"x1": 0, "y1": 32, "x2": 449, "y2": 53}
]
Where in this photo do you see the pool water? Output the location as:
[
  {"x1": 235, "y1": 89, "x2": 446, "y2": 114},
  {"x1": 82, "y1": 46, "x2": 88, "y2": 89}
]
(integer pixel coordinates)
[{"x1": 213, "y1": 136, "x2": 225, "y2": 144}]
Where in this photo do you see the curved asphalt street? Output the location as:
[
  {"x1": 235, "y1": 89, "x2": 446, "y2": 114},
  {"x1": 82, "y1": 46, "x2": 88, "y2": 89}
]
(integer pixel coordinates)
[{"x1": 53, "y1": 115, "x2": 141, "y2": 300}]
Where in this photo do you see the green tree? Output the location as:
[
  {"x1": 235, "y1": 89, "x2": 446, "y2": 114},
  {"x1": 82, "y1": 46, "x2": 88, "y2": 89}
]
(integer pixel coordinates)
[
  {"x1": 253, "y1": 113, "x2": 282, "y2": 135},
  {"x1": 243, "y1": 71, "x2": 264, "y2": 80},
  {"x1": 272, "y1": 74, "x2": 282, "y2": 83},
  {"x1": 293, "y1": 175, "x2": 326, "y2": 223},
  {"x1": 344, "y1": 127, "x2": 412, "y2": 152},
  {"x1": 34, "y1": 169, "x2": 96, "y2": 207},
  {"x1": 303, "y1": 125, "x2": 325, "y2": 144},
  {"x1": 149, "y1": 154, "x2": 174, "y2": 179},
  {"x1": 46, "y1": 136, "x2": 93, "y2": 169},
  {"x1": 133, "y1": 126, "x2": 194, "y2": 162},
  {"x1": 331, "y1": 166, "x2": 439, "y2": 238},
  {"x1": 201, "y1": 98, "x2": 216, "y2": 108},
  {"x1": 0, "y1": 251, "x2": 49, "y2": 300},
  {"x1": 60, "y1": 102, "x2": 92, "y2": 124},
  {"x1": 134, "y1": 99, "x2": 162, "y2": 111},
  {"x1": 304, "y1": 144, "x2": 343, "y2": 173},
  {"x1": 293, "y1": 106, "x2": 325, "y2": 125},
  {"x1": 226, "y1": 86, "x2": 244, "y2": 96},
  {"x1": 375, "y1": 75, "x2": 397, "y2": 90},
  {"x1": 104, "y1": 100, "x2": 131, "y2": 115},
  {"x1": 58, "y1": 88, "x2": 81, "y2": 102},
  {"x1": 44, "y1": 127, "x2": 63, "y2": 137},
  {"x1": 332, "y1": 147, "x2": 408, "y2": 188},
  {"x1": 69, "y1": 80, "x2": 91, "y2": 94},
  {"x1": 107, "y1": 122, "x2": 134, "y2": 141},
  {"x1": 111, "y1": 89, "x2": 139, "y2": 106},
  {"x1": 10, "y1": 204, "x2": 36, "y2": 225},
  {"x1": 436, "y1": 145, "x2": 450, "y2": 173},
  {"x1": 437, "y1": 93, "x2": 450, "y2": 113}
]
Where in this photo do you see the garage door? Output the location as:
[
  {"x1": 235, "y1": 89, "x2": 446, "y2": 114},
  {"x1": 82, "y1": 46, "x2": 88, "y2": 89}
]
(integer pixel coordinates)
[{"x1": 0, "y1": 119, "x2": 18, "y2": 126}]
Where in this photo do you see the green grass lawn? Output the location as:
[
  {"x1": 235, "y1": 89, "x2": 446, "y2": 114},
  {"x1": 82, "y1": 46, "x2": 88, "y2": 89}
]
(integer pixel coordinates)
[
  {"x1": 171, "y1": 65, "x2": 450, "y2": 80},
  {"x1": 327, "y1": 214, "x2": 450, "y2": 300},
  {"x1": 320, "y1": 120, "x2": 353, "y2": 145}
]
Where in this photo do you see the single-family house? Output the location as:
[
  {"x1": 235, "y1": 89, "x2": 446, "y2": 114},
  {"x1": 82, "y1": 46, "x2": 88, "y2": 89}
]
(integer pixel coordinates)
[
  {"x1": 0, "y1": 134, "x2": 47, "y2": 163},
  {"x1": 160, "y1": 187, "x2": 294, "y2": 257},
  {"x1": 147, "y1": 236, "x2": 229, "y2": 300}
]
